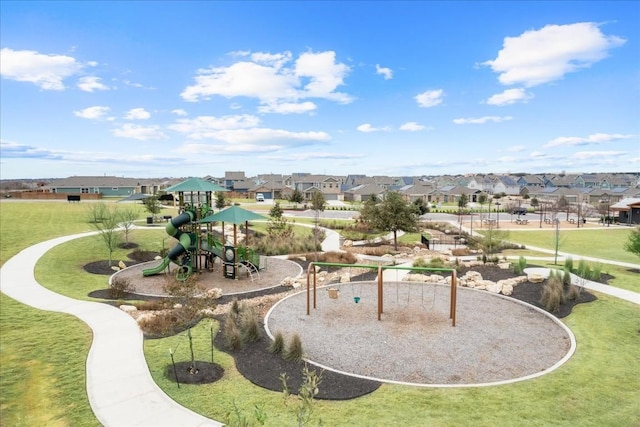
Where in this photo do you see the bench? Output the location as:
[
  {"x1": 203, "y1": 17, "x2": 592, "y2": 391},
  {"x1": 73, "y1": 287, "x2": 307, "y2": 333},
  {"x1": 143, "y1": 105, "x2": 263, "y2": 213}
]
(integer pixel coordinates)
[
  {"x1": 568, "y1": 218, "x2": 576, "y2": 224},
  {"x1": 515, "y1": 219, "x2": 528, "y2": 225},
  {"x1": 163, "y1": 215, "x2": 173, "y2": 222},
  {"x1": 67, "y1": 195, "x2": 81, "y2": 203}
]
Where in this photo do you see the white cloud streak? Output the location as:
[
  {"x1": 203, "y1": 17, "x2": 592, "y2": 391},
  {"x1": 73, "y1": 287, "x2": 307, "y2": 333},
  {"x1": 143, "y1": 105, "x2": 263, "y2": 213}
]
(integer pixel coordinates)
[
  {"x1": 486, "y1": 88, "x2": 533, "y2": 106},
  {"x1": 112, "y1": 124, "x2": 168, "y2": 140},
  {"x1": 544, "y1": 133, "x2": 635, "y2": 148},
  {"x1": 73, "y1": 106, "x2": 110, "y2": 119},
  {"x1": 453, "y1": 116, "x2": 513, "y2": 124},
  {"x1": 77, "y1": 76, "x2": 109, "y2": 92},
  {"x1": 124, "y1": 108, "x2": 151, "y2": 120}
]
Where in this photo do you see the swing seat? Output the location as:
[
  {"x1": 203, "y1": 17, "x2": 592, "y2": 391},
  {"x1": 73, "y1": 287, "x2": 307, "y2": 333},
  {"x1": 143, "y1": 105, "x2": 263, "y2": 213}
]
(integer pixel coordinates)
[
  {"x1": 328, "y1": 288, "x2": 339, "y2": 299},
  {"x1": 354, "y1": 296, "x2": 361, "y2": 303}
]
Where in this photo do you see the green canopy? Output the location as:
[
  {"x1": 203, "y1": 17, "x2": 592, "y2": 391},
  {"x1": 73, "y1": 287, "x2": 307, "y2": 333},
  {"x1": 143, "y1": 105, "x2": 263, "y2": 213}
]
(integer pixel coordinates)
[
  {"x1": 164, "y1": 177, "x2": 228, "y2": 193},
  {"x1": 199, "y1": 205, "x2": 267, "y2": 224}
]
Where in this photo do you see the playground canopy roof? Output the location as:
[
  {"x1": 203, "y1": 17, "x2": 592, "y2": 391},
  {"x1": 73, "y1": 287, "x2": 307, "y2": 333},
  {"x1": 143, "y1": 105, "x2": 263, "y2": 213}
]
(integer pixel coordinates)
[
  {"x1": 164, "y1": 177, "x2": 228, "y2": 193},
  {"x1": 199, "y1": 205, "x2": 267, "y2": 224}
]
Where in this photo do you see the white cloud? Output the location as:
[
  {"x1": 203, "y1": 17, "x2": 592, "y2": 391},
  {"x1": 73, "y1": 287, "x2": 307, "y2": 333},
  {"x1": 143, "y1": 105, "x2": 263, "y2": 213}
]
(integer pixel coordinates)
[
  {"x1": 264, "y1": 151, "x2": 366, "y2": 162},
  {"x1": 169, "y1": 115, "x2": 261, "y2": 138},
  {"x1": 357, "y1": 123, "x2": 391, "y2": 133},
  {"x1": 0, "y1": 48, "x2": 84, "y2": 90},
  {"x1": 453, "y1": 116, "x2": 512, "y2": 124},
  {"x1": 544, "y1": 133, "x2": 634, "y2": 148},
  {"x1": 375, "y1": 64, "x2": 393, "y2": 80},
  {"x1": 186, "y1": 128, "x2": 330, "y2": 144},
  {"x1": 415, "y1": 89, "x2": 444, "y2": 108},
  {"x1": 124, "y1": 108, "x2": 151, "y2": 120},
  {"x1": 172, "y1": 109, "x2": 188, "y2": 116},
  {"x1": 77, "y1": 76, "x2": 109, "y2": 92},
  {"x1": 112, "y1": 124, "x2": 168, "y2": 140},
  {"x1": 572, "y1": 150, "x2": 626, "y2": 160},
  {"x1": 74, "y1": 106, "x2": 110, "y2": 119},
  {"x1": 258, "y1": 101, "x2": 317, "y2": 114},
  {"x1": 399, "y1": 122, "x2": 425, "y2": 131},
  {"x1": 483, "y1": 22, "x2": 626, "y2": 87},
  {"x1": 181, "y1": 50, "x2": 353, "y2": 109},
  {"x1": 507, "y1": 145, "x2": 526, "y2": 152},
  {"x1": 486, "y1": 88, "x2": 533, "y2": 106}
]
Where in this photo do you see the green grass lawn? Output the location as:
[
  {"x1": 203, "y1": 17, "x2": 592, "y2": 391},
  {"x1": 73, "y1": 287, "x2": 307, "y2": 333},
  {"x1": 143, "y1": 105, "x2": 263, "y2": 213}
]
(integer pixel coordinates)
[
  {"x1": 2, "y1": 201, "x2": 640, "y2": 426},
  {"x1": 506, "y1": 228, "x2": 636, "y2": 264}
]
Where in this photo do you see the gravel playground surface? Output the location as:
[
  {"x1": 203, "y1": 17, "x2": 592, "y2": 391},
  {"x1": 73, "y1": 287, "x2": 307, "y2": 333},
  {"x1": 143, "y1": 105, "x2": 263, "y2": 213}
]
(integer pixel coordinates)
[{"x1": 266, "y1": 282, "x2": 573, "y2": 386}]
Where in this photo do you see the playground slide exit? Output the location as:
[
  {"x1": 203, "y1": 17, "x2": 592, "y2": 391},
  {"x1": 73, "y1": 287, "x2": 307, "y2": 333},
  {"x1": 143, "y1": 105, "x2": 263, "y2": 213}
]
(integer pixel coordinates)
[{"x1": 142, "y1": 211, "x2": 195, "y2": 276}]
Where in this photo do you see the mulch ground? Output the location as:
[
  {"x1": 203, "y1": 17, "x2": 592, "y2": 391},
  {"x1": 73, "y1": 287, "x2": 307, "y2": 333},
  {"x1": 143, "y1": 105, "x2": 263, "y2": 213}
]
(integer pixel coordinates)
[{"x1": 84, "y1": 256, "x2": 601, "y2": 400}]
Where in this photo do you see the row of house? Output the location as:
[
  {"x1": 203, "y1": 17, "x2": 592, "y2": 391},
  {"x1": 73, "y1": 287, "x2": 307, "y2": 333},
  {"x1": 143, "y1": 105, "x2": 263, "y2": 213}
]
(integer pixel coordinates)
[{"x1": 39, "y1": 171, "x2": 639, "y2": 206}]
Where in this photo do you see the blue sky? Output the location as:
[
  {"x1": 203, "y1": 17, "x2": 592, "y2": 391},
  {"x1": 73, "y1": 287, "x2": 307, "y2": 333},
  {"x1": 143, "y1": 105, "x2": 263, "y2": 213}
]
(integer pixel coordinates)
[{"x1": 1, "y1": 1, "x2": 639, "y2": 179}]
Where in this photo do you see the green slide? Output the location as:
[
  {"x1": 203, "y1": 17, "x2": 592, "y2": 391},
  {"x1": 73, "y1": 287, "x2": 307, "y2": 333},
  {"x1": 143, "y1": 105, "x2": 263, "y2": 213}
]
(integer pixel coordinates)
[{"x1": 142, "y1": 210, "x2": 195, "y2": 276}]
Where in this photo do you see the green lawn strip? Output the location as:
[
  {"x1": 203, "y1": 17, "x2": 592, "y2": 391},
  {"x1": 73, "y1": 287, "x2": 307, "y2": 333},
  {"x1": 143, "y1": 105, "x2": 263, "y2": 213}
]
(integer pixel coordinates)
[
  {"x1": 143, "y1": 296, "x2": 640, "y2": 426},
  {"x1": 505, "y1": 228, "x2": 635, "y2": 264},
  {"x1": 0, "y1": 294, "x2": 98, "y2": 427},
  {"x1": 34, "y1": 229, "x2": 167, "y2": 301}
]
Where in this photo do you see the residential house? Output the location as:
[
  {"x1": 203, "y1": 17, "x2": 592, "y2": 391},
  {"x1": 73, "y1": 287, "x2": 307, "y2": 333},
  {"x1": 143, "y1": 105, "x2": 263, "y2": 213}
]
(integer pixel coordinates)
[
  {"x1": 224, "y1": 171, "x2": 246, "y2": 190},
  {"x1": 287, "y1": 174, "x2": 344, "y2": 200},
  {"x1": 343, "y1": 183, "x2": 386, "y2": 203},
  {"x1": 49, "y1": 176, "x2": 161, "y2": 197},
  {"x1": 493, "y1": 176, "x2": 521, "y2": 196}
]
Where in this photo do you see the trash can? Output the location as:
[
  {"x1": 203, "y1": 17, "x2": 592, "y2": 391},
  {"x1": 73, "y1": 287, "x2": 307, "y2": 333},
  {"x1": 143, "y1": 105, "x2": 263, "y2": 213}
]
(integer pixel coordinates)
[{"x1": 146, "y1": 216, "x2": 153, "y2": 224}]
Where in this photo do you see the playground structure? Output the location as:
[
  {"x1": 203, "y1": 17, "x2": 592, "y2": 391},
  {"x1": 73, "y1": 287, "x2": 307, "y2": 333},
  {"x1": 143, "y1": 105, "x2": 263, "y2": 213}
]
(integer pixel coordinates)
[
  {"x1": 306, "y1": 262, "x2": 458, "y2": 326},
  {"x1": 141, "y1": 178, "x2": 264, "y2": 281}
]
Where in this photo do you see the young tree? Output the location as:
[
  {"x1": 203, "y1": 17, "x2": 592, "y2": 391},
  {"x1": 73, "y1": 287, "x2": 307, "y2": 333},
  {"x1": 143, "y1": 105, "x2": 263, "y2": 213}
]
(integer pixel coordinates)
[
  {"x1": 310, "y1": 191, "x2": 326, "y2": 227},
  {"x1": 477, "y1": 193, "x2": 488, "y2": 221},
  {"x1": 267, "y1": 202, "x2": 293, "y2": 237},
  {"x1": 143, "y1": 195, "x2": 162, "y2": 219},
  {"x1": 412, "y1": 198, "x2": 429, "y2": 215},
  {"x1": 310, "y1": 191, "x2": 326, "y2": 260},
  {"x1": 289, "y1": 188, "x2": 304, "y2": 208},
  {"x1": 90, "y1": 204, "x2": 121, "y2": 266},
  {"x1": 359, "y1": 191, "x2": 419, "y2": 250},
  {"x1": 624, "y1": 226, "x2": 640, "y2": 259},
  {"x1": 215, "y1": 192, "x2": 227, "y2": 211},
  {"x1": 457, "y1": 193, "x2": 468, "y2": 224},
  {"x1": 117, "y1": 206, "x2": 140, "y2": 245}
]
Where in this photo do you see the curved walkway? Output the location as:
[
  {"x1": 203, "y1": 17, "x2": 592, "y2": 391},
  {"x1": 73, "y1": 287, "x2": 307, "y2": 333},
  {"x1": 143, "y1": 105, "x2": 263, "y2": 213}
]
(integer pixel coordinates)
[{"x1": 0, "y1": 232, "x2": 221, "y2": 427}]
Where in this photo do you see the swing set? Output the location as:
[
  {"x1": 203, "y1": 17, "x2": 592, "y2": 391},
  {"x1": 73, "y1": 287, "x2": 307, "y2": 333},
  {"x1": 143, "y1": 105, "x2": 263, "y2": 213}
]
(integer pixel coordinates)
[{"x1": 306, "y1": 262, "x2": 458, "y2": 327}]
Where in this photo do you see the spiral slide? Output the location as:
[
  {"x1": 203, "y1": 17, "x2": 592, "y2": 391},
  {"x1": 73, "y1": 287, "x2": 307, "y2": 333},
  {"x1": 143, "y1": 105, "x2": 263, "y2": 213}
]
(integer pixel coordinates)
[{"x1": 142, "y1": 211, "x2": 195, "y2": 276}]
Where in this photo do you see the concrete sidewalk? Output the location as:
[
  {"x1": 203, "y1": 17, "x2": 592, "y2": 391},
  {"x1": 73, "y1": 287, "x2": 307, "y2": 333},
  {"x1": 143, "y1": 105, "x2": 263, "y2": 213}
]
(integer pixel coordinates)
[{"x1": 0, "y1": 232, "x2": 221, "y2": 427}]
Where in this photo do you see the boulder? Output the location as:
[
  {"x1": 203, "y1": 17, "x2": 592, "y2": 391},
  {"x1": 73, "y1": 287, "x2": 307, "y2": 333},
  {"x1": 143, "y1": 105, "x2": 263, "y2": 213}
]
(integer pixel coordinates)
[
  {"x1": 501, "y1": 283, "x2": 514, "y2": 296},
  {"x1": 528, "y1": 274, "x2": 545, "y2": 283},
  {"x1": 485, "y1": 282, "x2": 502, "y2": 293},
  {"x1": 118, "y1": 260, "x2": 127, "y2": 270},
  {"x1": 120, "y1": 305, "x2": 137, "y2": 313}
]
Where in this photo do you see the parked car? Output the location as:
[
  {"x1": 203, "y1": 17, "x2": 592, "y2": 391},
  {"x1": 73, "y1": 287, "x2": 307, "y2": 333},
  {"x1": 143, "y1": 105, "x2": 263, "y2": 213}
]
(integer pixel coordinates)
[
  {"x1": 256, "y1": 193, "x2": 265, "y2": 202},
  {"x1": 510, "y1": 207, "x2": 527, "y2": 215}
]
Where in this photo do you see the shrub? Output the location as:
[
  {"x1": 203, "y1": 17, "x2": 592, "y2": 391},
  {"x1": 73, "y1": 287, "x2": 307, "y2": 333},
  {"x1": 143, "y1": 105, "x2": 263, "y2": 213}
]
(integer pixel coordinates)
[
  {"x1": 284, "y1": 334, "x2": 304, "y2": 362},
  {"x1": 591, "y1": 263, "x2": 602, "y2": 282},
  {"x1": 269, "y1": 331, "x2": 285, "y2": 355},
  {"x1": 514, "y1": 256, "x2": 527, "y2": 275},
  {"x1": 224, "y1": 315, "x2": 243, "y2": 350},
  {"x1": 564, "y1": 257, "x2": 574, "y2": 273},
  {"x1": 240, "y1": 306, "x2": 261, "y2": 343},
  {"x1": 133, "y1": 300, "x2": 166, "y2": 311},
  {"x1": 576, "y1": 259, "x2": 587, "y2": 278},
  {"x1": 563, "y1": 268, "x2": 572, "y2": 287},
  {"x1": 540, "y1": 273, "x2": 565, "y2": 313},
  {"x1": 566, "y1": 284, "x2": 582, "y2": 300},
  {"x1": 109, "y1": 277, "x2": 132, "y2": 299},
  {"x1": 428, "y1": 257, "x2": 445, "y2": 269}
]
